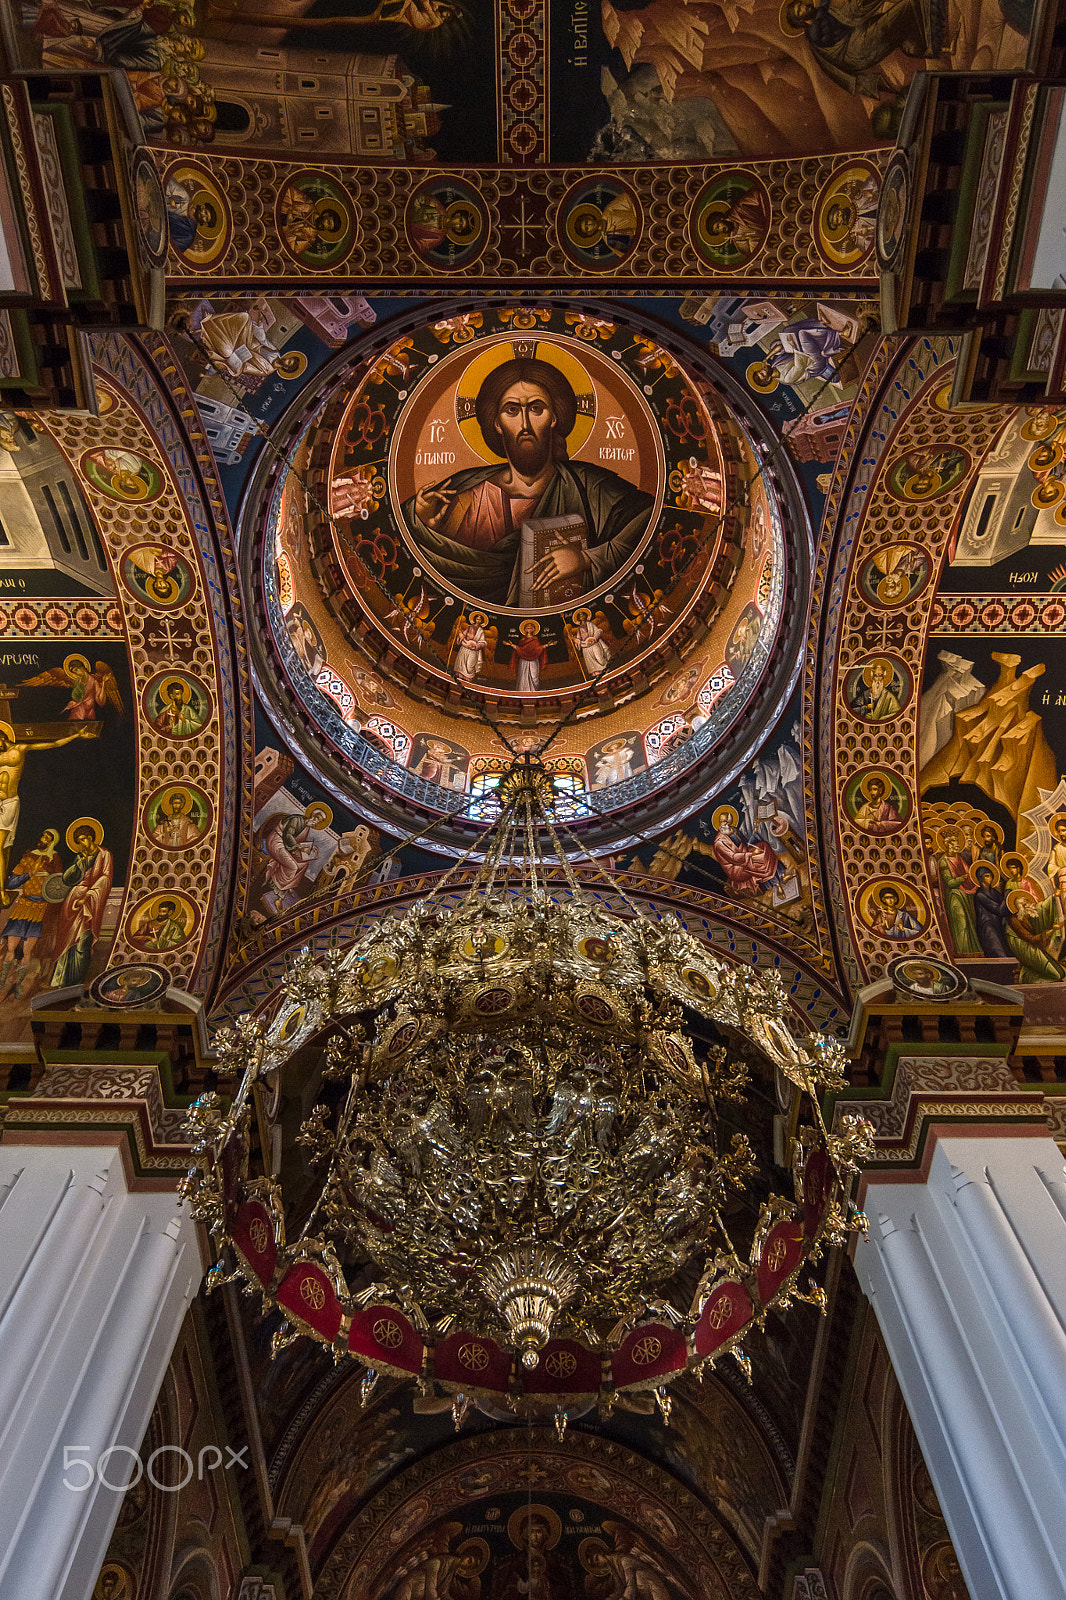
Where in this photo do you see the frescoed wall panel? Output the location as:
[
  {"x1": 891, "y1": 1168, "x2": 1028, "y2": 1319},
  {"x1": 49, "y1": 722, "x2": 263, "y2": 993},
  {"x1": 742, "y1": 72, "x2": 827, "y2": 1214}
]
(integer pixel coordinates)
[
  {"x1": 15, "y1": 362, "x2": 236, "y2": 1013},
  {"x1": 153, "y1": 149, "x2": 887, "y2": 286},
  {"x1": 15, "y1": 0, "x2": 1036, "y2": 171},
  {"x1": 826, "y1": 353, "x2": 1010, "y2": 981}
]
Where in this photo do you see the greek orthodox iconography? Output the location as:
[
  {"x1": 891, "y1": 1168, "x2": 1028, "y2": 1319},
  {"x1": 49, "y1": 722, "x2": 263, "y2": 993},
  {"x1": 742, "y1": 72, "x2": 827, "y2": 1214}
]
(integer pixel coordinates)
[
  {"x1": 127, "y1": 892, "x2": 198, "y2": 953},
  {"x1": 252, "y1": 802, "x2": 333, "y2": 916},
  {"x1": 0, "y1": 721, "x2": 100, "y2": 908},
  {"x1": 858, "y1": 878, "x2": 928, "y2": 940},
  {"x1": 560, "y1": 179, "x2": 642, "y2": 268},
  {"x1": 877, "y1": 151, "x2": 910, "y2": 271},
  {"x1": 284, "y1": 603, "x2": 327, "y2": 678},
  {"x1": 409, "y1": 734, "x2": 469, "y2": 790},
  {"x1": 725, "y1": 603, "x2": 762, "y2": 671},
  {"x1": 690, "y1": 172, "x2": 771, "y2": 269},
  {"x1": 565, "y1": 607, "x2": 614, "y2": 680},
  {"x1": 843, "y1": 769, "x2": 911, "y2": 835},
  {"x1": 406, "y1": 178, "x2": 487, "y2": 270},
  {"x1": 93, "y1": 1563, "x2": 134, "y2": 1600},
  {"x1": 164, "y1": 163, "x2": 230, "y2": 268},
  {"x1": 50, "y1": 817, "x2": 114, "y2": 986},
  {"x1": 276, "y1": 171, "x2": 356, "y2": 268},
  {"x1": 19, "y1": 656, "x2": 124, "y2": 721},
  {"x1": 121, "y1": 544, "x2": 194, "y2": 608},
  {"x1": 858, "y1": 542, "x2": 932, "y2": 606},
  {"x1": 142, "y1": 671, "x2": 212, "y2": 739},
  {"x1": 587, "y1": 732, "x2": 644, "y2": 789},
  {"x1": 814, "y1": 162, "x2": 880, "y2": 267},
  {"x1": 81, "y1": 447, "x2": 164, "y2": 502},
  {"x1": 842, "y1": 655, "x2": 912, "y2": 721},
  {"x1": 143, "y1": 783, "x2": 212, "y2": 849},
  {"x1": 886, "y1": 446, "x2": 970, "y2": 502},
  {"x1": 133, "y1": 149, "x2": 167, "y2": 269},
  {"x1": 400, "y1": 349, "x2": 656, "y2": 610},
  {"x1": 318, "y1": 307, "x2": 742, "y2": 715},
  {"x1": 90, "y1": 962, "x2": 169, "y2": 1007},
  {"x1": 888, "y1": 956, "x2": 967, "y2": 1001}
]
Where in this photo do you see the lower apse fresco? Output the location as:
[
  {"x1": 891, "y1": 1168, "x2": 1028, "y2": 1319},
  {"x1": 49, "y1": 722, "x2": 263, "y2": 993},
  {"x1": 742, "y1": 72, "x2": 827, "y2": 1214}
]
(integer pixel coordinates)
[
  {"x1": 920, "y1": 636, "x2": 1066, "y2": 984},
  {"x1": 354, "y1": 1494, "x2": 698, "y2": 1599}
]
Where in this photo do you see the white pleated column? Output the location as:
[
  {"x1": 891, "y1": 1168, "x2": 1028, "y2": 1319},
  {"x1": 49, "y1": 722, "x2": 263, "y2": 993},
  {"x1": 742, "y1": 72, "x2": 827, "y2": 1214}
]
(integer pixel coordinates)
[
  {"x1": 0, "y1": 1144, "x2": 202, "y2": 1600},
  {"x1": 855, "y1": 1134, "x2": 1066, "y2": 1600}
]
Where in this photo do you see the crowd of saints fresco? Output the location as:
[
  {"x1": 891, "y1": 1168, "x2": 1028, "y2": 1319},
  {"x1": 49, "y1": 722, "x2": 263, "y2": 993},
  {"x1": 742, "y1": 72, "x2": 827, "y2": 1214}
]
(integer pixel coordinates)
[
  {"x1": 0, "y1": 419, "x2": 136, "y2": 1036},
  {"x1": 14, "y1": 0, "x2": 1031, "y2": 168},
  {"x1": 917, "y1": 406, "x2": 1066, "y2": 987}
]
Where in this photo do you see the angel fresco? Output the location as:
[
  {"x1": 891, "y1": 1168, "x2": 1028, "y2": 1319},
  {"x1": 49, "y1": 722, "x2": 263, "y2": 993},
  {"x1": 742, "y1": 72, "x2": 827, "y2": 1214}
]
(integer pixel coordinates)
[
  {"x1": 581, "y1": 1520, "x2": 692, "y2": 1600},
  {"x1": 448, "y1": 610, "x2": 496, "y2": 682},
  {"x1": 20, "y1": 656, "x2": 124, "y2": 721},
  {"x1": 566, "y1": 608, "x2": 614, "y2": 679}
]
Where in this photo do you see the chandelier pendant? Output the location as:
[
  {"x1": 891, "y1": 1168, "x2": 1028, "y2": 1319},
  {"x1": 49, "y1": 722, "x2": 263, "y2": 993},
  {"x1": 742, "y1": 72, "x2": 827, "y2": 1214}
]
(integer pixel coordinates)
[{"x1": 182, "y1": 758, "x2": 873, "y2": 1416}]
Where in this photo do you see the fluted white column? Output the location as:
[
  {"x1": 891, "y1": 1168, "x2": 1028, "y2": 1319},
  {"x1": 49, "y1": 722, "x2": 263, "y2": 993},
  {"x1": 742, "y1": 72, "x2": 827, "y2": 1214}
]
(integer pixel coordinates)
[
  {"x1": 0, "y1": 1145, "x2": 202, "y2": 1600},
  {"x1": 855, "y1": 1135, "x2": 1066, "y2": 1600}
]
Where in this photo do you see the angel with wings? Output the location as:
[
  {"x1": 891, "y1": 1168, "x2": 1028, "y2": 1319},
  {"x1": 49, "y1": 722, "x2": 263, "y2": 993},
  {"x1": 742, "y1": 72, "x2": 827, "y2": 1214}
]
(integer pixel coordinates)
[
  {"x1": 565, "y1": 607, "x2": 614, "y2": 680},
  {"x1": 21, "y1": 656, "x2": 124, "y2": 721},
  {"x1": 448, "y1": 609, "x2": 496, "y2": 684}
]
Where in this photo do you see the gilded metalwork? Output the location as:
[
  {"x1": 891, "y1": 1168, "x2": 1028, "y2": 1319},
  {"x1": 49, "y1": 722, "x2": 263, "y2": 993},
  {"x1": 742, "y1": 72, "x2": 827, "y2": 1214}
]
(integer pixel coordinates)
[{"x1": 182, "y1": 758, "x2": 871, "y2": 1408}]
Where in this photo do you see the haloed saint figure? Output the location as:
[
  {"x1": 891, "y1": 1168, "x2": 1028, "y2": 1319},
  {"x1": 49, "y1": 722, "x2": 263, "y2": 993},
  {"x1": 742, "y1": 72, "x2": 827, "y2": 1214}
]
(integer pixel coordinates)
[{"x1": 403, "y1": 357, "x2": 654, "y2": 609}]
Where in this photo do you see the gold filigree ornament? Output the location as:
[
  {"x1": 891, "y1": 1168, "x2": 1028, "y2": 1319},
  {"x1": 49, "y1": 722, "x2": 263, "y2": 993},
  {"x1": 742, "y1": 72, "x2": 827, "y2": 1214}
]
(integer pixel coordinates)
[{"x1": 182, "y1": 756, "x2": 871, "y2": 1417}]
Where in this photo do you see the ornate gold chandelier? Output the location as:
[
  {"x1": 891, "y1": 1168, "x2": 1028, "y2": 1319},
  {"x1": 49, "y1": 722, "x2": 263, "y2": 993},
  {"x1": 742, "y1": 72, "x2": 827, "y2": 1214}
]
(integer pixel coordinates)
[{"x1": 183, "y1": 761, "x2": 871, "y2": 1424}]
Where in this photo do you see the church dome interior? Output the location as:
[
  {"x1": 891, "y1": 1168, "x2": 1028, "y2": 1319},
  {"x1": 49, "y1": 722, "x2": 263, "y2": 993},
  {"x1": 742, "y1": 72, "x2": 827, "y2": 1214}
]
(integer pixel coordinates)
[{"x1": 0, "y1": 1, "x2": 1064, "y2": 1597}]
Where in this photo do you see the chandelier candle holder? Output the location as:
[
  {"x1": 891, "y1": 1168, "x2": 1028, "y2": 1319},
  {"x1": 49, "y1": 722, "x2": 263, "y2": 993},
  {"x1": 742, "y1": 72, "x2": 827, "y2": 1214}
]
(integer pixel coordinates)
[{"x1": 183, "y1": 761, "x2": 873, "y2": 1426}]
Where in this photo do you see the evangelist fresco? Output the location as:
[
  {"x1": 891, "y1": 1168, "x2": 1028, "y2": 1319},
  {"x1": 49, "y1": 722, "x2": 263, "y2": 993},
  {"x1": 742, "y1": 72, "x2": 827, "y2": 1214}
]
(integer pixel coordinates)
[
  {"x1": 663, "y1": 293, "x2": 881, "y2": 505},
  {"x1": 164, "y1": 291, "x2": 391, "y2": 497},
  {"x1": 624, "y1": 691, "x2": 811, "y2": 932},
  {"x1": 250, "y1": 718, "x2": 392, "y2": 926}
]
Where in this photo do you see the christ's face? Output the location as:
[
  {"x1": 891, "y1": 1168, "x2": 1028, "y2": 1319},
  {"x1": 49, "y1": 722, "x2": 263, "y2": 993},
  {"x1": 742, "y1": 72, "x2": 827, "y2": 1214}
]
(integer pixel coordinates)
[{"x1": 496, "y1": 382, "x2": 555, "y2": 475}]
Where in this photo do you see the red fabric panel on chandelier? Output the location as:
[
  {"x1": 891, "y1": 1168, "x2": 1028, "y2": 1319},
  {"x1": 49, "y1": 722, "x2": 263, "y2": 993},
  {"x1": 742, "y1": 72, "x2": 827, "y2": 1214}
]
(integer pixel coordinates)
[
  {"x1": 349, "y1": 1305, "x2": 424, "y2": 1374},
  {"x1": 435, "y1": 1331, "x2": 511, "y2": 1393},
  {"x1": 520, "y1": 1338, "x2": 601, "y2": 1395},
  {"x1": 802, "y1": 1148, "x2": 832, "y2": 1237},
  {"x1": 693, "y1": 1281, "x2": 753, "y2": 1359},
  {"x1": 232, "y1": 1198, "x2": 278, "y2": 1286},
  {"x1": 756, "y1": 1219, "x2": 805, "y2": 1305},
  {"x1": 276, "y1": 1261, "x2": 344, "y2": 1343},
  {"x1": 612, "y1": 1322, "x2": 687, "y2": 1387}
]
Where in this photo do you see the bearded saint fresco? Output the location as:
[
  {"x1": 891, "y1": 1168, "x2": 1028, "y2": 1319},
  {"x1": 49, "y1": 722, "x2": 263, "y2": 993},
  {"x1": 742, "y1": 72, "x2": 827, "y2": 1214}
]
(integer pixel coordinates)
[{"x1": 402, "y1": 357, "x2": 654, "y2": 610}]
